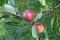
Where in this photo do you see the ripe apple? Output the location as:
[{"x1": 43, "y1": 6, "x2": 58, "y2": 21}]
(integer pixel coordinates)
[
  {"x1": 36, "y1": 22, "x2": 44, "y2": 33},
  {"x1": 23, "y1": 10, "x2": 34, "y2": 21}
]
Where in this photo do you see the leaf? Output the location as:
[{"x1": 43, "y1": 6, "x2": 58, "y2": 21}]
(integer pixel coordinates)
[
  {"x1": 0, "y1": 27, "x2": 8, "y2": 37},
  {"x1": 0, "y1": 6, "x2": 3, "y2": 13},
  {"x1": 51, "y1": 17, "x2": 55, "y2": 30},
  {"x1": 34, "y1": 12, "x2": 43, "y2": 22},
  {"x1": 0, "y1": 18, "x2": 7, "y2": 25},
  {"x1": 0, "y1": 0, "x2": 7, "y2": 6},
  {"x1": 5, "y1": 34, "x2": 15, "y2": 40},
  {"x1": 40, "y1": 7, "x2": 46, "y2": 12},
  {"x1": 0, "y1": 18, "x2": 6, "y2": 29},
  {"x1": 8, "y1": 0, "x2": 19, "y2": 14},
  {"x1": 15, "y1": 7, "x2": 19, "y2": 14},
  {"x1": 0, "y1": 18, "x2": 8, "y2": 37},
  {"x1": 0, "y1": 18, "x2": 12, "y2": 25},
  {"x1": 3, "y1": 4, "x2": 16, "y2": 14},
  {"x1": 4, "y1": 24, "x2": 16, "y2": 31},
  {"x1": 39, "y1": 0, "x2": 47, "y2": 6},
  {"x1": 43, "y1": 28, "x2": 49, "y2": 40},
  {"x1": 32, "y1": 25, "x2": 39, "y2": 40},
  {"x1": 8, "y1": 0, "x2": 15, "y2": 7},
  {"x1": 0, "y1": 28, "x2": 7, "y2": 37}
]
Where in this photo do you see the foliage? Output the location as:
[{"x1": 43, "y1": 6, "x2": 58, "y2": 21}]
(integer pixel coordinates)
[{"x1": 0, "y1": 0, "x2": 60, "y2": 40}]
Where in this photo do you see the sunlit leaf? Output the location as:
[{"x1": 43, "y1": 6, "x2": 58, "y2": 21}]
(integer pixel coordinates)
[
  {"x1": 0, "y1": 7, "x2": 3, "y2": 13},
  {"x1": 0, "y1": 18, "x2": 7, "y2": 29},
  {"x1": 8, "y1": 0, "x2": 19, "y2": 14},
  {"x1": 51, "y1": 17, "x2": 55, "y2": 31},
  {"x1": 39, "y1": 0, "x2": 47, "y2": 6},
  {"x1": 43, "y1": 28, "x2": 49, "y2": 40},
  {"x1": 0, "y1": 18, "x2": 6, "y2": 25},
  {"x1": 4, "y1": 24, "x2": 16, "y2": 31},
  {"x1": 8, "y1": 0, "x2": 15, "y2": 7},
  {"x1": 3, "y1": 4, "x2": 16, "y2": 14},
  {"x1": 32, "y1": 25, "x2": 39, "y2": 40},
  {"x1": 34, "y1": 12, "x2": 43, "y2": 22}
]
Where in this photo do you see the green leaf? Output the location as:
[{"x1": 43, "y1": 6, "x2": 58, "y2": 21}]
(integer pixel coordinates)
[
  {"x1": 51, "y1": 17, "x2": 55, "y2": 31},
  {"x1": 0, "y1": 18, "x2": 11, "y2": 29},
  {"x1": 0, "y1": 24, "x2": 8, "y2": 37},
  {"x1": 5, "y1": 34, "x2": 15, "y2": 40},
  {"x1": 39, "y1": 0, "x2": 47, "y2": 6},
  {"x1": 4, "y1": 24, "x2": 16, "y2": 31},
  {"x1": 0, "y1": 27, "x2": 8, "y2": 37},
  {"x1": 43, "y1": 28, "x2": 49, "y2": 40},
  {"x1": 40, "y1": 7, "x2": 46, "y2": 12},
  {"x1": 0, "y1": 18, "x2": 7, "y2": 25},
  {"x1": 34, "y1": 12, "x2": 43, "y2": 22},
  {"x1": 0, "y1": 0, "x2": 7, "y2": 6},
  {"x1": 8, "y1": 0, "x2": 15, "y2": 7},
  {"x1": 8, "y1": 0, "x2": 19, "y2": 14},
  {"x1": 0, "y1": 6, "x2": 3, "y2": 13},
  {"x1": 3, "y1": 4, "x2": 16, "y2": 14},
  {"x1": 0, "y1": 18, "x2": 6, "y2": 28},
  {"x1": 32, "y1": 25, "x2": 39, "y2": 40}
]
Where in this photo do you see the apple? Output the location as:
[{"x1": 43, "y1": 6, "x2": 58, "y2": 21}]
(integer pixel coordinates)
[
  {"x1": 36, "y1": 22, "x2": 44, "y2": 33},
  {"x1": 23, "y1": 10, "x2": 34, "y2": 21}
]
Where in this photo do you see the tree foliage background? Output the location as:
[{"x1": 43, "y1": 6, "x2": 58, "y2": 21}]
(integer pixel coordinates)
[{"x1": 0, "y1": 0, "x2": 60, "y2": 40}]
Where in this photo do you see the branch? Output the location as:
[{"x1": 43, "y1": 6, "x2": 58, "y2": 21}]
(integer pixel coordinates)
[
  {"x1": 0, "y1": 4, "x2": 60, "y2": 33},
  {"x1": 55, "y1": 4, "x2": 60, "y2": 8},
  {"x1": 0, "y1": 4, "x2": 60, "y2": 17},
  {"x1": 42, "y1": 3, "x2": 60, "y2": 16},
  {"x1": 15, "y1": 4, "x2": 60, "y2": 32},
  {"x1": 42, "y1": 9, "x2": 53, "y2": 16},
  {"x1": 0, "y1": 13, "x2": 22, "y2": 18}
]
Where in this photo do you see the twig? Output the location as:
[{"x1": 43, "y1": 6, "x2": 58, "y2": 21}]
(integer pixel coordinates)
[
  {"x1": 0, "y1": 4, "x2": 60, "y2": 17},
  {"x1": 0, "y1": 4, "x2": 60, "y2": 33},
  {"x1": 55, "y1": 4, "x2": 60, "y2": 8},
  {"x1": 0, "y1": 13, "x2": 22, "y2": 18},
  {"x1": 15, "y1": 3, "x2": 60, "y2": 32},
  {"x1": 42, "y1": 4, "x2": 60, "y2": 16},
  {"x1": 42, "y1": 9, "x2": 53, "y2": 16}
]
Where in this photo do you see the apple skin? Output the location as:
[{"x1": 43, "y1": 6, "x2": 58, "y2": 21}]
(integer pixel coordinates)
[
  {"x1": 36, "y1": 22, "x2": 44, "y2": 33},
  {"x1": 23, "y1": 10, "x2": 34, "y2": 21}
]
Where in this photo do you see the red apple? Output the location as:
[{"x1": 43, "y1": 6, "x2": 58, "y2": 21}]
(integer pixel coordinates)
[
  {"x1": 23, "y1": 10, "x2": 34, "y2": 21},
  {"x1": 36, "y1": 22, "x2": 44, "y2": 33}
]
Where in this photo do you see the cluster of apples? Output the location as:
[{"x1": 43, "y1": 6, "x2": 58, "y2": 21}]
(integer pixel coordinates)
[{"x1": 22, "y1": 10, "x2": 44, "y2": 33}]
